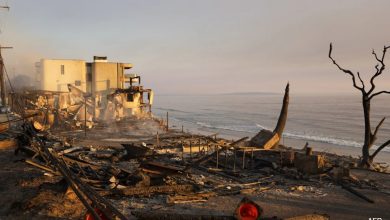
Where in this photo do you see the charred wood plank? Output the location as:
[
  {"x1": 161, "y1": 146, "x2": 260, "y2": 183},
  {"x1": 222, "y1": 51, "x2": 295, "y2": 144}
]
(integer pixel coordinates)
[
  {"x1": 120, "y1": 184, "x2": 194, "y2": 196},
  {"x1": 131, "y1": 210, "x2": 235, "y2": 220},
  {"x1": 166, "y1": 192, "x2": 216, "y2": 204},
  {"x1": 62, "y1": 154, "x2": 103, "y2": 169},
  {"x1": 195, "y1": 165, "x2": 245, "y2": 183},
  {"x1": 230, "y1": 136, "x2": 248, "y2": 146},
  {"x1": 143, "y1": 161, "x2": 186, "y2": 172},
  {"x1": 340, "y1": 182, "x2": 374, "y2": 203},
  {"x1": 30, "y1": 131, "x2": 127, "y2": 220},
  {"x1": 57, "y1": 154, "x2": 128, "y2": 220},
  {"x1": 24, "y1": 159, "x2": 59, "y2": 175}
]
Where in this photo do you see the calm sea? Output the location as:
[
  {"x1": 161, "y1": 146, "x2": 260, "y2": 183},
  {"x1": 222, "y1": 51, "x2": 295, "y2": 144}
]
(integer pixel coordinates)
[{"x1": 153, "y1": 93, "x2": 390, "y2": 161}]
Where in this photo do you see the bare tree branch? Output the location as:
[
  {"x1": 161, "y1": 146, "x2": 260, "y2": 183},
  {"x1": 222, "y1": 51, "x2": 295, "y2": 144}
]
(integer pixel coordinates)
[
  {"x1": 369, "y1": 90, "x2": 390, "y2": 100},
  {"x1": 370, "y1": 117, "x2": 386, "y2": 145},
  {"x1": 357, "y1": 72, "x2": 365, "y2": 89},
  {"x1": 370, "y1": 139, "x2": 390, "y2": 160},
  {"x1": 368, "y1": 46, "x2": 390, "y2": 94},
  {"x1": 372, "y1": 49, "x2": 381, "y2": 62},
  {"x1": 368, "y1": 51, "x2": 381, "y2": 94},
  {"x1": 329, "y1": 43, "x2": 363, "y2": 91}
]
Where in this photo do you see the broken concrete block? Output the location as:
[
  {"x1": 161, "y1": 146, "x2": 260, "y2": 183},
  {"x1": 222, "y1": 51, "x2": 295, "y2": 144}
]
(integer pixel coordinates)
[{"x1": 294, "y1": 154, "x2": 325, "y2": 175}]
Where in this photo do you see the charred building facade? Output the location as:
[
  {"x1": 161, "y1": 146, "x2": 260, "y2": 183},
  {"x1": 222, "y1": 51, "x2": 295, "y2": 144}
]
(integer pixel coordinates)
[{"x1": 9, "y1": 57, "x2": 154, "y2": 129}]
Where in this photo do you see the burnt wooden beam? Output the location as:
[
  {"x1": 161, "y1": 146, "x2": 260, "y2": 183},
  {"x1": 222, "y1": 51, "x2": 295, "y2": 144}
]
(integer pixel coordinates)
[
  {"x1": 131, "y1": 210, "x2": 235, "y2": 220},
  {"x1": 120, "y1": 184, "x2": 194, "y2": 196},
  {"x1": 166, "y1": 192, "x2": 216, "y2": 204},
  {"x1": 24, "y1": 159, "x2": 59, "y2": 175},
  {"x1": 340, "y1": 182, "x2": 374, "y2": 203}
]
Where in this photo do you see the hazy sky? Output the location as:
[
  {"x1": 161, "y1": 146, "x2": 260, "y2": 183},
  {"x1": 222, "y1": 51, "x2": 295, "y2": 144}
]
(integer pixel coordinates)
[{"x1": 0, "y1": 0, "x2": 390, "y2": 95}]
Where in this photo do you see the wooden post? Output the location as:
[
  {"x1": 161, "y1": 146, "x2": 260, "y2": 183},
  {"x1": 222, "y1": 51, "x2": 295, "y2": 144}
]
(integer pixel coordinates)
[
  {"x1": 242, "y1": 148, "x2": 246, "y2": 169},
  {"x1": 251, "y1": 148, "x2": 254, "y2": 169},
  {"x1": 181, "y1": 139, "x2": 184, "y2": 162},
  {"x1": 198, "y1": 138, "x2": 201, "y2": 154},
  {"x1": 5, "y1": 106, "x2": 10, "y2": 128},
  {"x1": 233, "y1": 148, "x2": 236, "y2": 172},
  {"x1": 225, "y1": 146, "x2": 228, "y2": 166},
  {"x1": 215, "y1": 145, "x2": 219, "y2": 169},
  {"x1": 166, "y1": 112, "x2": 169, "y2": 131},
  {"x1": 0, "y1": 51, "x2": 4, "y2": 106},
  {"x1": 306, "y1": 147, "x2": 313, "y2": 156},
  {"x1": 156, "y1": 131, "x2": 160, "y2": 148},
  {"x1": 189, "y1": 141, "x2": 192, "y2": 159},
  {"x1": 216, "y1": 146, "x2": 219, "y2": 168},
  {"x1": 84, "y1": 101, "x2": 87, "y2": 137},
  {"x1": 0, "y1": 46, "x2": 12, "y2": 106}
]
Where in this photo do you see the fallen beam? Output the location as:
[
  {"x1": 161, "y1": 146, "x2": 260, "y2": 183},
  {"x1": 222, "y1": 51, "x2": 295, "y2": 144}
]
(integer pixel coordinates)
[
  {"x1": 131, "y1": 210, "x2": 235, "y2": 220},
  {"x1": 195, "y1": 165, "x2": 245, "y2": 183},
  {"x1": 29, "y1": 128, "x2": 128, "y2": 220},
  {"x1": 340, "y1": 182, "x2": 374, "y2": 203},
  {"x1": 144, "y1": 161, "x2": 186, "y2": 172},
  {"x1": 0, "y1": 138, "x2": 17, "y2": 149},
  {"x1": 166, "y1": 192, "x2": 216, "y2": 204},
  {"x1": 24, "y1": 159, "x2": 59, "y2": 175},
  {"x1": 284, "y1": 214, "x2": 329, "y2": 220},
  {"x1": 120, "y1": 184, "x2": 194, "y2": 196},
  {"x1": 131, "y1": 211, "x2": 306, "y2": 220}
]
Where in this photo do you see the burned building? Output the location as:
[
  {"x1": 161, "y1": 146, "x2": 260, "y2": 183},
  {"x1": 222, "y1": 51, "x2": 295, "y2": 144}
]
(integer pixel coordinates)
[
  {"x1": 10, "y1": 56, "x2": 154, "y2": 129},
  {"x1": 35, "y1": 56, "x2": 137, "y2": 95}
]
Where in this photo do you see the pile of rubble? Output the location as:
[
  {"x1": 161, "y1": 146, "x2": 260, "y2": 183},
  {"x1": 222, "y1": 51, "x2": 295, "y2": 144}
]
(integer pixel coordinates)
[
  {"x1": 8, "y1": 81, "x2": 153, "y2": 132},
  {"x1": 0, "y1": 115, "x2": 383, "y2": 219},
  {"x1": 0, "y1": 83, "x2": 388, "y2": 219}
]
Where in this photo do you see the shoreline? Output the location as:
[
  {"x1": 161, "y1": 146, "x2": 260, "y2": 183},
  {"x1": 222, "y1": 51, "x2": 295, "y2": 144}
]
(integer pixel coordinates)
[
  {"x1": 282, "y1": 137, "x2": 390, "y2": 163},
  {"x1": 167, "y1": 120, "x2": 390, "y2": 164}
]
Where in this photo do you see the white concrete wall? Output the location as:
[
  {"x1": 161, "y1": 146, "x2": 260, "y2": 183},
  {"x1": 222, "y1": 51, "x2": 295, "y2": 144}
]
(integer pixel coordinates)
[
  {"x1": 38, "y1": 59, "x2": 86, "y2": 92},
  {"x1": 91, "y1": 62, "x2": 118, "y2": 94}
]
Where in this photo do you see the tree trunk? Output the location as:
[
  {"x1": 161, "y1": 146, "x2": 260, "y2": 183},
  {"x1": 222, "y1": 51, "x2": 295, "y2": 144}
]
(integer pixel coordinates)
[
  {"x1": 329, "y1": 43, "x2": 390, "y2": 167},
  {"x1": 273, "y1": 83, "x2": 289, "y2": 137},
  {"x1": 361, "y1": 94, "x2": 373, "y2": 167}
]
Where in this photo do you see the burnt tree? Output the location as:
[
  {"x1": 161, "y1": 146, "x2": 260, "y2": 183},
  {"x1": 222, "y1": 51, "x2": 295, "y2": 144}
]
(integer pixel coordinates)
[
  {"x1": 329, "y1": 43, "x2": 390, "y2": 167},
  {"x1": 248, "y1": 83, "x2": 289, "y2": 149}
]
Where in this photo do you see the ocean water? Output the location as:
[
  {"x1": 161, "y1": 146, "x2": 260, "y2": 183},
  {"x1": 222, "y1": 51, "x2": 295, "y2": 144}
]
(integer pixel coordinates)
[{"x1": 152, "y1": 93, "x2": 390, "y2": 160}]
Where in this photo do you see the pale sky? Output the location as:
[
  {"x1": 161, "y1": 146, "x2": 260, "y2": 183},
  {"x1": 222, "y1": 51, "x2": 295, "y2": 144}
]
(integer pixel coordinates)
[{"x1": 0, "y1": 0, "x2": 390, "y2": 95}]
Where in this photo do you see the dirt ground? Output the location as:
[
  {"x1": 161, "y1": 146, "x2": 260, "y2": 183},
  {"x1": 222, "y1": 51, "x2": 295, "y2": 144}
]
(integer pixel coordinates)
[
  {"x1": 111, "y1": 169, "x2": 390, "y2": 220},
  {"x1": 1, "y1": 144, "x2": 389, "y2": 220},
  {"x1": 0, "y1": 147, "x2": 85, "y2": 219}
]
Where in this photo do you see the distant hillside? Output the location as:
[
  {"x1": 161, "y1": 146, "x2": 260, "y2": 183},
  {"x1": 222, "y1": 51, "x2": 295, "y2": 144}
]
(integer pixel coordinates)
[{"x1": 220, "y1": 91, "x2": 279, "y2": 95}]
